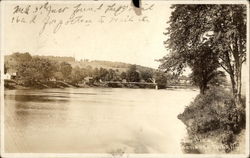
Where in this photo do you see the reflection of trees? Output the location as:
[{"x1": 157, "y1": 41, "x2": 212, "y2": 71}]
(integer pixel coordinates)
[{"x1": 12, "y1": 90, "x2": 70, "y2": 129}]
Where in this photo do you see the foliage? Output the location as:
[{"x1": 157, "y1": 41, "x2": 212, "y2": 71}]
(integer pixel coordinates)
[
  {"x1": 140, "y1": 70, "x2": 153, "y2": 82},
  {"x1": 5, "y1": 52, "x2": 32, "y2": 72},
  {"x1": 5, "y1": 53, "x2": 181, "y2": 89},
  {"x1": 54, "y1": 72, "x2": 64, "y2": 81},
  {"x1": 126, "y1": 65, "x2": 140, "y2": 82},
  {"x1": 17, "y1": 57, "x2": 56, "y2": 85},
  {"x1": 188, "y1": 44, "x2": 221, "y2": 94},
  {"x1": 153, "y1": 71, "x2": 169, "y2": 89},
  {"x1": 105, "y1": 69, "x2": 119, "y2": 81},
  {"x1": 70, "y1": 66, "x2": 87, "y2": 85},
  {"x1": 160, "y1": 4, "x2": 246, "y2": 106},
  {"x1": 120, "y1": 72, "x2": 127, "y2": 80},
  {"x1": 210, "y1": 5, "x2": 246, "y2": 105},
  {"x1": 98, "y1": 67, "x2": 109, "y2": 81},
  {"x1": 60, "y1": 62, "x2": 72, "y2": 79},
  {"x1": 178, "y1": 87, "x2": 245, "y2": 153},
  {"x1": 208, "y1": 71, "x2": 228, "y2": 87},
  {"x1": 10, "y1": 52, "x2": 32, "y2": 63}
]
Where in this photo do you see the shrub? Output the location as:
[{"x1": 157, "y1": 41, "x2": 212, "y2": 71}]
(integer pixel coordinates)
[{"x1": 178, "y1": 86, "x2": 245, "y2": 153}]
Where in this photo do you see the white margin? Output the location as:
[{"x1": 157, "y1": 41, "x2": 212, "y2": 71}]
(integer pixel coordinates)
[{"x1": 0, "y1": 0, "x2": 249, "y2": 158}]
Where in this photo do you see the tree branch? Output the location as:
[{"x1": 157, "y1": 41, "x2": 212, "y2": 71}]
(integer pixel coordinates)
[{"x1": 220, "y1": 63, "x2": 230, "y2": 74}]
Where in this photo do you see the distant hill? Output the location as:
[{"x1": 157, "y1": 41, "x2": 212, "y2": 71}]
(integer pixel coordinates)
[
  {"x1": 5, "y1": 54, "x2": 155, "y2": 73},
  {"x1": 35, "y1": 55, "x2": 155, "y2": 73}
]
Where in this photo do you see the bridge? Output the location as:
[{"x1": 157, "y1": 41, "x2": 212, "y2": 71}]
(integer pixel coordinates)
[{"x1": 101, "y1": 78, "x2": 158, "y2": 89}]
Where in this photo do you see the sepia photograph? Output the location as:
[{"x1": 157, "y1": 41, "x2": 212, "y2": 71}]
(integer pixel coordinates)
[{"x1": 0, "y1": 0, "x2": 249, "y2": 157}]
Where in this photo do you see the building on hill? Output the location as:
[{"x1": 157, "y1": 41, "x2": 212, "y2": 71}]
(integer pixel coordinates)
[
  {"x1": 4, "y1": 72, "x2": 16, "y2": 80},
  {"x1": 4, "y1": 73, "x2": 11, "y2": 80},
  {"x1": 84, "y1": 76, "x2": 94, "y2": 84}
]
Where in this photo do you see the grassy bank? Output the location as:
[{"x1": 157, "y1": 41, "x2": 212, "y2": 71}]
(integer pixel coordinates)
[{"x1": 178, "y1": 86, "x2": 245, "y2": 154}]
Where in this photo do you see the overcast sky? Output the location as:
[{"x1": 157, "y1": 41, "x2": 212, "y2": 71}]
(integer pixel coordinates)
[{"x1": 2, "y1": 1, "x2": 172, "y2": 68}]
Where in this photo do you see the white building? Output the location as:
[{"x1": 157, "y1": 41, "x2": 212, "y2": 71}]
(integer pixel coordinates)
[
  {"x1": 4, "y1": 73, "x2": 11, "y2": 80},
  {"x1": 4, "y1": 72, "x2": 16, "y2": 80}
]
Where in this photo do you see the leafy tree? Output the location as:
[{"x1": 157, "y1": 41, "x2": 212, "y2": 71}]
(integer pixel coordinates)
[
  {"x1": 54, "y1": 72, "x2": 64, "y2": 81},
  {"x1": 160, "y1": 5, "x2": 246, "y2": 106},
  {"x1": 92, "y1": 68, "x2": 100, "y2": 81},
  {"x1": 41, "y1": 59, "x2": 57, "y2": 80},
  {"x1": 120, "y1": 72, "x2": 127, "y2": 80},
  {"x1": 60, "y1": 62, "x2": 72, "y2": 80},
  {"x1": 105, "y1": 69, "x2": 118, "y2": 81},
  {"x1": 153, "y1": 71, "x2": 168, "y2": 89},
  {"x1": 11, "y1": 52, "x2": 32, "y2": 63},
  {"x1": 210, "y1": 5, "x2": 246, "y2": 105},
  {"x1": 126, "y1": 65, "x2": 140, "y2": 82},
  {"x1": 71, "y1": 66, "x2": 86, "y2": 85},
  {"x1": 188, "y1": 44, "x2": 221, "y2": 94},
  {"x1": 140, "y1": 70, "x2": 153, "y2": 82},
  {"x1": 208, "y1": 71, "x2": 227, "y2": 87},
  {"x1": 5, "y1": 52, "x2": 32, "y2": 72},
  {"x1": 85, "y1": 65, "x2": 93, "y2": 77},
  {"x1": 17, "y1": 57, "x2": 56, "y2": 84},
  {"x1": 98, "y1": 67, "x2": 109, "y2": 81}
]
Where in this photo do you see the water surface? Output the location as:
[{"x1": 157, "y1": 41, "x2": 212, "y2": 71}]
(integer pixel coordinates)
[{"x1": 4, "y1": 88, "x2": 198, "y2": 153}]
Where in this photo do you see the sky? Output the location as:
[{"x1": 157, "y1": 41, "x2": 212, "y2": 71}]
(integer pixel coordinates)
[{"x1": 2, "y1": 1, "x2": 173, "y2": 69}]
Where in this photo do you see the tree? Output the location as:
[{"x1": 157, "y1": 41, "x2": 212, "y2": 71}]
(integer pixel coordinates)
[
  {"x1": 210, "y1": 5, "x2": 246, "y2": 105},
  {"x1": 85, "y1": 65, "x2": 93, "y2": 77},
  {"x1": 71, "y1": 66, "x2": 86, "y2": 85},
  {"x1": 188, "y1": 44, "x2": 221, "y2": 94},
  {"x1": 40, "y1": 59, "x2": 57, "y2": 80},
  {"x1": 120, "y1": 72, "x2": 127, "y2": 80},
  {"x1": 60, "y1": 62, "x2": 72, "y2": 80},
  {"x1": 17, "y1": 57, "x2": 56, "y2": 84},
  {"x1": 126, "y1": 65, "x2": 140, "y2": 82},
  {"x1": 208, "y1": 71, "x2": 227, "y2": 87},
  {"x1": 160, "y1": 5, "x2": 246, "y2": 106},
  {"x1": 98, "y1": 67, "x2": 108, "y2": 81},
  {"x1": 54, "y1": 72, "x2": 64, "y2": 81},
  {"x1": 105, "y1": 69, "x2": 117, "y2": 81},
  {"x1": 140, "y1": 70, "x2": 153, "y2": 82},
  {"x1": 11, "y1": 52, "x2": 32, "y2": 63},
  {"x1": 5, "y1": 52, "x2": 32, "y2": 72},
  {"x1": 92, "y1": 68, "x2": 100, "y2": 81},
  {"x1": 153, "y1": 71, "x2": 168, "y2": 89}
]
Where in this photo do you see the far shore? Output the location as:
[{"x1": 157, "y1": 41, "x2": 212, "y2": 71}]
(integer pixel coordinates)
[{"x1": 4, "y1": 79, "x2": 195, "y2": 90}]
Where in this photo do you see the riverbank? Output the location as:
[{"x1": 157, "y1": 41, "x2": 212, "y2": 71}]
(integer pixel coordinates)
[
  {"x1": 4, "y1": 79, "x2": 193, "y2": 90},
  {"x1": 5, "y1": 79, "x2": 64, "y2": 89},
  {"x1": 178, "y1": 86, "x2": 246, "y2": 154},
  {"x1": 4, "y1": 79, "x2": 91, "y2": 90}
]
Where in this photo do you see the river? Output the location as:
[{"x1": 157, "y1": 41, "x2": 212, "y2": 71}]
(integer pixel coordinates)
[{"x1": 4, "y1": 88, "x2": 198, "y2": 153}]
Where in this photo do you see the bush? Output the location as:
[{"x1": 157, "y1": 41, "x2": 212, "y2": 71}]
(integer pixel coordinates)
[{"x1": 178, "y1": 86, "x2": 245, "y2": 153}]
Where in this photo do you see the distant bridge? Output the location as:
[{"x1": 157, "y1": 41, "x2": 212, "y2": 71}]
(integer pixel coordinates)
[{"x1": 102, "y1": 78, "x2": 158, "y2": 89}]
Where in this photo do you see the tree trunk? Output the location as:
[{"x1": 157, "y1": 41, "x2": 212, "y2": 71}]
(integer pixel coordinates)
[
  {"x1": 200, "y1": 86, "x2": 205, "y2": 94},
  {"x1": 234, "y1": 64, "x2": 243, "y2": 107},
  {"x1": 199, "y1": 81, "x2": 207, "y2": 95},
  {"x1": 230, "y1": 63, "x2": 243, "y2": 108}
]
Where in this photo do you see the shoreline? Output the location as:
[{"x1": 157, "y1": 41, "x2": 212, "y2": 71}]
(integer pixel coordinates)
[{"x1": 4, "y1": 79, "x2": 195, "y2": 90}]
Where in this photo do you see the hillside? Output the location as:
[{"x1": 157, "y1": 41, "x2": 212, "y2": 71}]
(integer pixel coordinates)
[
  {"x1": 37, "y1": 55, "x2": 155, "y2": 72},
  {"x1": 4, "y1": 53, "x2": 163, "y2": 89}
]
